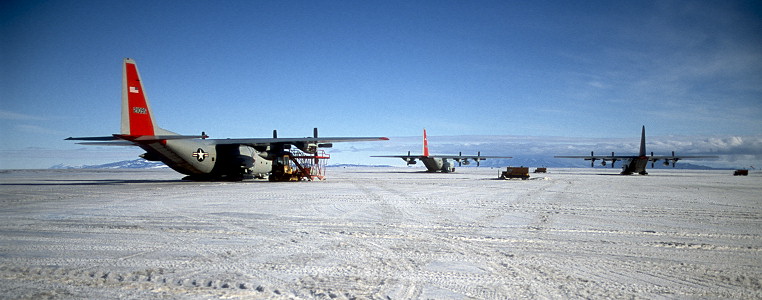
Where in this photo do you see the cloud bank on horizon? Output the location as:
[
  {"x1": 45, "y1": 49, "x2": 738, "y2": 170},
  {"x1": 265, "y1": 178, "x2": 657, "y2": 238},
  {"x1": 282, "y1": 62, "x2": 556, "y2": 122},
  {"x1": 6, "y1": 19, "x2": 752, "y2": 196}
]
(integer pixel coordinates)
[{"x1": 1, "y1": 132, "x2": 759, "y2": 169}]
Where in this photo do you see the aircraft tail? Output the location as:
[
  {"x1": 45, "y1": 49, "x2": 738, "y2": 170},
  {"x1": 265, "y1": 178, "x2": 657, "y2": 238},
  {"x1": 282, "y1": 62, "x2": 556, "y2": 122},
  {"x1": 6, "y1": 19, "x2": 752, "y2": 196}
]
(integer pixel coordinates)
[
  {"x1": 639, "y1": 125, "x2": 646, "y2": 157},
  {"x1": 423, "y1": 129, "x2": 430, "y2": 157},
  {"x1": 121, "y1": 58, "x2": 160, "y2": 136}
]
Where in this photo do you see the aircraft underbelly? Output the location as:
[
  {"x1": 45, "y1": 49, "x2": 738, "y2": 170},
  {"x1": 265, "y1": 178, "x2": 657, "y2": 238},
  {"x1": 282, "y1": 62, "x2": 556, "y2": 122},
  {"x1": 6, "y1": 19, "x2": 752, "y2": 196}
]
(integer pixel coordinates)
[
  {"x1": 422, "y1": 158, "x2": 454, "y2": 172},
  {"x1": 621, "y1": 158, "x2": 648, "y2": 175},
  {"x1": 421, "y1": 158, "x2": 441, "y2": 172},
  {"x1": 140, "y1": 140, "x2": 217, "y2": 175}
]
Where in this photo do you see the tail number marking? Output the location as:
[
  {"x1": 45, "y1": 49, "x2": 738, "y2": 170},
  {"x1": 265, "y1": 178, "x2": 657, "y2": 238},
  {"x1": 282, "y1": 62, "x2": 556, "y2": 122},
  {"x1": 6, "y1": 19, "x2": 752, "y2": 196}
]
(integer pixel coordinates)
[{"x1": 132, "y1": 107, "x2": 148, "y2": 114}]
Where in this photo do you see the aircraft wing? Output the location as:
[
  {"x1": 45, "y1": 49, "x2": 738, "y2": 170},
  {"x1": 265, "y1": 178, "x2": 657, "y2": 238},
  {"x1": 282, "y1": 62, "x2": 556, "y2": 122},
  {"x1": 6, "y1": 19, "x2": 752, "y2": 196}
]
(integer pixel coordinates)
[
  {"x1": 66, "y1": 136, "x2": 123, "y2": 141},
  {"x1": 371, "y1": 154, "x2": 511, "y2": 167},
  {"x1": 67, "y1": 134, "x2": 387, "y2": 147},
  {"x1": 647, "y1": 155, "x2": 719, "y2": 160},
  {"x1": 431, "y1": 155, "x2": 512, "y2": 159},
  {"x1": 210, "y1": 136, "x2": 389, "y2": 146},
  {"x1": 72, "y1": 141, "x2": 139, "y2": 146},
  {"x1": 369, "y1": 155, "x2": 511, "y2": 159},
  {"x1": 370, "y1": 154, "x2": 426, "y2": 166},
  {"x1": 554, "y1": 155, "x2": 636, "y2": 160},
  {"x1": 66, "y1": 134, "x2": 209, "y2": 146}
]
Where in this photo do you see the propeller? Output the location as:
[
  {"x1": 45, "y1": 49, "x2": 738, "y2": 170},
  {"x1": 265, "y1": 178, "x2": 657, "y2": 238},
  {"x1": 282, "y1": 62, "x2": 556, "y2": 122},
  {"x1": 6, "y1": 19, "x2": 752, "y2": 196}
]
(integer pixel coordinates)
[
  {"x1": 590, "y1": 151, "x2": 597, "y2": 167},
  {"x1": 651, "y1": 151, "x2": 654, "y2": 168},
  {"x1": 273, "y1": 130, "x2": 278, "y2": 138},
  {"x1": 611, "y1": 151, "x2": 617, "y2": 168},
  {"x1": 477, "y1": 151, "x2": 481, "y2": 167},
  {"x1": 313, "y1": 127, "x2": 333, "y2": 148},
  {"x1": 458, "y1": 152, "x2": 462, "y2": 166}
]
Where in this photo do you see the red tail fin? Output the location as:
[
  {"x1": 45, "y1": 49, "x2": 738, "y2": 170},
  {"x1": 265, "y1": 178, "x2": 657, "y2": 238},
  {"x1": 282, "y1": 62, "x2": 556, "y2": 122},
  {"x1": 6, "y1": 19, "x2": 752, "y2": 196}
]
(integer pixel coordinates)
[
  {"x1": 121, "y1": 58, "x2": 157, "y2": 136},
  {"x1": 423, "y1": 129, "x2": 430, "y2": 157}
]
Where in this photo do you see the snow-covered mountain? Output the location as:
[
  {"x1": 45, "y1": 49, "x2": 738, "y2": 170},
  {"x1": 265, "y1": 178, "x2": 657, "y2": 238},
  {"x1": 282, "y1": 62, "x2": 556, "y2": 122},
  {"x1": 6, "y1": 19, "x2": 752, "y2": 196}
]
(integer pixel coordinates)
[{"x1": 50, "y1": 159, "x2": 168, "y2": 169}]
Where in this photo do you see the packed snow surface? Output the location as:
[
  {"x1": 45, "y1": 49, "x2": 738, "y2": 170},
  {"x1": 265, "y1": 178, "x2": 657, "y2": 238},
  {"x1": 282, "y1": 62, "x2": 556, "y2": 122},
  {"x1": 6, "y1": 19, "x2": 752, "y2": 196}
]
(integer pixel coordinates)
[{"x1": 0, "y1": 168, "x2": 760, "y2": 299}]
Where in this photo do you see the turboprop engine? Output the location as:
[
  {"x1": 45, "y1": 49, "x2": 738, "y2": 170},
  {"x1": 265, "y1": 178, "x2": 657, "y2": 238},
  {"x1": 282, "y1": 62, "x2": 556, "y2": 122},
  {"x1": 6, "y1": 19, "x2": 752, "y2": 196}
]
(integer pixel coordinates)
[
  {"x1": 457, "y1": 152, "x2": 471, "y2": 166},
  {"x1": 404, "y1": 151, "x2": 416, "y2": 165},
  {"x1": 295, "y1": 127, "x2": 332, "y2": 154},
  {"x1": 296, "y1": 142, "x2": 319, "y2": 154}
]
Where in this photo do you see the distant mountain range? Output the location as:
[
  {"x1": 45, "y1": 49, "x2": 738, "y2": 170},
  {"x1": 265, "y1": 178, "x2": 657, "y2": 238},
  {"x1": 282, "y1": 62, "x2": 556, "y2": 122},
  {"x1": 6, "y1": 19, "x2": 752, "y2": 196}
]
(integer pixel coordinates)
[
  {"x1": 50, "y1": 159, "x2": 168, "y2": 169},
  {"x1": 50, "y1": 157, "x2": 723, "y2": 170}
]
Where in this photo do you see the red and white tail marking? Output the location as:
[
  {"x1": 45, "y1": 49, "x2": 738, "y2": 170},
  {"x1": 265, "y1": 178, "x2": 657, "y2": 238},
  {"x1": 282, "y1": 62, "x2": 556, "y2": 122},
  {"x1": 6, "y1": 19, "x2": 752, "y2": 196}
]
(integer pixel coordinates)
[
  {"x1": 121, "y1": 58, "x2": 156, "y2": 136},
  {"x1": 423, "y1": 128, "x2": 430, "y2": 157}
]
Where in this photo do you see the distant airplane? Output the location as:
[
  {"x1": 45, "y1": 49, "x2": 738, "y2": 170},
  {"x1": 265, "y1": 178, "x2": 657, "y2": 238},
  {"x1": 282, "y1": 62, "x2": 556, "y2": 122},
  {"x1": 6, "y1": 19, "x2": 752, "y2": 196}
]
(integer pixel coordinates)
[
  {"x1": 554, "y1": 126, "x2": 718, "y2": 175},
  {"x1": 67, "y1": 58, "x2": 388, "y2": 180},
  {"x1": 371, "y1": 129, "x2": 512, "y2": 172}
]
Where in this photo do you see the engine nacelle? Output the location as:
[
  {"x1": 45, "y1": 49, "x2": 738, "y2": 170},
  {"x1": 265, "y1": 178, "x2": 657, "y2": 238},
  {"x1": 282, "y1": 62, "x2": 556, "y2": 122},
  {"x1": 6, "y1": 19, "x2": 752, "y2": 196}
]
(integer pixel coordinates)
[
  {"x1": 461, "y1": 159, "x2": 470, "y2": 165},
  {"x1": 601, "y1": 161, "x2": 606, "y2": 166},
  {"x1": 405, "y1": 158, "x2": 417, "y2": 165},
  {"x1": 296, "y1": 142, "x2": 318, "y2": 154},
  {"x1": 663, "y1": 161, "x2": 670, "y2": 166}
]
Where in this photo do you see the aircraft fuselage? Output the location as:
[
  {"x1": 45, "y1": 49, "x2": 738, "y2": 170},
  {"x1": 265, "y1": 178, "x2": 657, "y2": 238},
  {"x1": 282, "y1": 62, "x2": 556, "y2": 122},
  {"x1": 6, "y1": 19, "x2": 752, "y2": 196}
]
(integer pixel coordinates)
[
  {"x1": 135, "y1": 138, "x2": 273, "y2": 179},
  {"x1": 421, "y1": 157, "x2": 455, "y2": 173},
  {"x1": 620, "y1": 157, "x2": 649, "y2": 175}
]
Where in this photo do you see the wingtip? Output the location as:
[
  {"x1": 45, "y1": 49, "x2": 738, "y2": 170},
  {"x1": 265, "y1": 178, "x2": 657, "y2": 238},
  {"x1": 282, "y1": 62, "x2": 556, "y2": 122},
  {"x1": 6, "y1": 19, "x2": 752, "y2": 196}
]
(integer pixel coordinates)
[{"x1": 380, "y1": 137, "x2": 390, "y2": 140}]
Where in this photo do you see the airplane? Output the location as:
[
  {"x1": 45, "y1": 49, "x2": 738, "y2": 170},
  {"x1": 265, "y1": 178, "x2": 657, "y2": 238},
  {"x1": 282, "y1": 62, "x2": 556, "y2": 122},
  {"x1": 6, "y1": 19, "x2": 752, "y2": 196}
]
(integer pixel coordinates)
[
  {"x1": 554, "y1": 126, "x2": 718, "y2": 175},
  {"x1": 67, "y1": 58, "x2": 388, "y2": 181},
  {"x1": 371, "y1": 129, "x2": 512, "y2": 172}
]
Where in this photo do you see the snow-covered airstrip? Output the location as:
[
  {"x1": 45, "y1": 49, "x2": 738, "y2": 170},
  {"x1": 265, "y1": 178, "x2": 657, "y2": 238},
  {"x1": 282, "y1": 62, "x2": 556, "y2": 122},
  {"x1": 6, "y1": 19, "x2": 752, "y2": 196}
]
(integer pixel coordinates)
[{"x1": 0, "y1": 167, "x2": 760, "y2": 299}]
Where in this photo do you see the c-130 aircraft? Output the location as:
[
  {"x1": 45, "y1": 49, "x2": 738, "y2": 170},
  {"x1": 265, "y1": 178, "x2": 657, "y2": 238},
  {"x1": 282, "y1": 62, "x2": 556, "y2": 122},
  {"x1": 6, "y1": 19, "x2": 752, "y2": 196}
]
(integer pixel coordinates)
[
  {"x1": 372, "y1": 129, "x2": 512, "y2": 172},
  {"x1": 67, "y1": 58, "x2": 388, "y2": 180},
  {"x1": 555, "y1": 126, "x2": 718, "y2": 175}
]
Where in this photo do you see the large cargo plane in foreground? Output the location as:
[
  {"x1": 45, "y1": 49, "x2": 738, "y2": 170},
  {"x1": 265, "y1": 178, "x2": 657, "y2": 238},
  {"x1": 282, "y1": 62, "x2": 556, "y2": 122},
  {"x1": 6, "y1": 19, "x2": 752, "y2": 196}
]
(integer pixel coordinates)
[
  {"x1": 554, "y1": 126, "x2": 718, "y2": 175},
  {"x1": 372, "y1": 129, "x2": 512, "y2": 172},
  {"x1": 67, "y1": 58, "x2": 387, "y2": 180}
]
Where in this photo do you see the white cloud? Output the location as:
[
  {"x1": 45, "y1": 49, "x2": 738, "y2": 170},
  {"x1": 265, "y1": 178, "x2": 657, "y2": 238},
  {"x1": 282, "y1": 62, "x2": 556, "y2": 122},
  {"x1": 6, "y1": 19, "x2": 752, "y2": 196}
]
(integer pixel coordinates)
[
  {"x1": 0, "y1": 109, "x2": 46, "y2": 121},
  {"x1": 14, "y1": 124, "x2": 65, "y2": 135}
]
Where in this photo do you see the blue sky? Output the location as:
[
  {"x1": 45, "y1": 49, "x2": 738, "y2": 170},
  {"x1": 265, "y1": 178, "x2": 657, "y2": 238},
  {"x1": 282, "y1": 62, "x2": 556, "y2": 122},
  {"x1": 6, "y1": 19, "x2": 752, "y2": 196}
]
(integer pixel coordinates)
[{"x1": 1, "y1": 0, "x2": 761, "y2": 169}]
